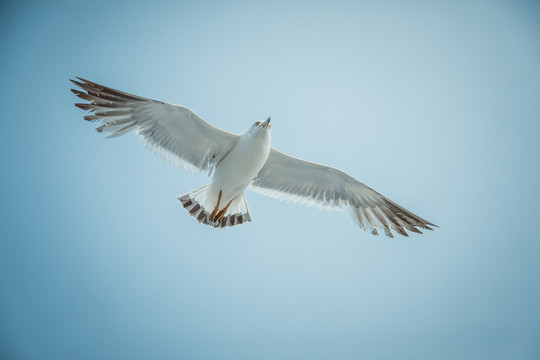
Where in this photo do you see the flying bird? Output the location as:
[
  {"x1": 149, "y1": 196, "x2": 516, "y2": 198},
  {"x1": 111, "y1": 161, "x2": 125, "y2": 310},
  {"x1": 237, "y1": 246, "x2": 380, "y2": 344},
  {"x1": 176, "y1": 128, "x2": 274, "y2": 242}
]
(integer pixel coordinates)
[{"x1": 71, "y1": 77, "x2": 437, "y2": 237}]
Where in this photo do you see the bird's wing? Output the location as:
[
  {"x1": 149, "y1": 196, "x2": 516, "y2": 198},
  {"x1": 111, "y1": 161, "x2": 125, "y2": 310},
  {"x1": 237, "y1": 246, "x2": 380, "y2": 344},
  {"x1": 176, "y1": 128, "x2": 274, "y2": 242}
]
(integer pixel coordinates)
[
  {"x1": 251, "y1": 149, "x2": 437, "y2": 237},
  {"x1": 71, "y1": 77, "x2": 239, "y2": 175}
]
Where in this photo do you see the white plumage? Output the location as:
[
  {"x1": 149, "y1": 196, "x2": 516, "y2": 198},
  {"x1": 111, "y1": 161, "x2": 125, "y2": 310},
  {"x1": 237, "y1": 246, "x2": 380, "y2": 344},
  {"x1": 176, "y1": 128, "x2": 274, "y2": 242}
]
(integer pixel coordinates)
[{"x1": 71, "y1": 77, "x2": 437, "y2": 236}]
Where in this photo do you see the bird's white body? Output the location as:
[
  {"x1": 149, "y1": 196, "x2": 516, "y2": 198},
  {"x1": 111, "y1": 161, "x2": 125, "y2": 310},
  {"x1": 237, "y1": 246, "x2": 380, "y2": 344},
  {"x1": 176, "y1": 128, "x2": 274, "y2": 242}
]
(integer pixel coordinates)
[
  {"x1": 178, "y1": 119, "x2": 272, "y2": 227},
  {"x1": 212, "y1": 128, "x2": 271, "y2": 205}
]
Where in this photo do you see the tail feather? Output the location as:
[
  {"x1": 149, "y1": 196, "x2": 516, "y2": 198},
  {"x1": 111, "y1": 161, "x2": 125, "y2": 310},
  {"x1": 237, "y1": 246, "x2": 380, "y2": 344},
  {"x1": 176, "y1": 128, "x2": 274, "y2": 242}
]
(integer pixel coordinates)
[{"x1": 178, "y1": 185, "x2": 252, "y2": 228}]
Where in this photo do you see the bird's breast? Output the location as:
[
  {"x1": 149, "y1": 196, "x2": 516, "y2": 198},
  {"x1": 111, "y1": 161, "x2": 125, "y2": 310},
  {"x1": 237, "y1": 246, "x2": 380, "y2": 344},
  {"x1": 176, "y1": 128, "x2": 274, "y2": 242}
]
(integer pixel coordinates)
[{"x1": 213, "y1": 136, "x2": 270, "y2": 193}]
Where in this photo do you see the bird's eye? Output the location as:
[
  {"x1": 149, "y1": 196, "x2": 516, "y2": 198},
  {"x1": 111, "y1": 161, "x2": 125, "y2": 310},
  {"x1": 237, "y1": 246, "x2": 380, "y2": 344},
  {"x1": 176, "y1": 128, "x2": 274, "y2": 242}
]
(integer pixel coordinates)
[{"x1": 255, "y1": 121, "x2": 260, "y2": 126}]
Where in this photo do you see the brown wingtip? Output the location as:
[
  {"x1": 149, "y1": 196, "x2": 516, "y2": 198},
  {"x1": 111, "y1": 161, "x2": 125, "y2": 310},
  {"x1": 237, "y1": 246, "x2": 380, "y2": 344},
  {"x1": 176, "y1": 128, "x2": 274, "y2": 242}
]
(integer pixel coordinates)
[
  {"x1": 75, "y1": 103, "x2": 92, "y2": 110},
  {"x1": 74, "y1": 76, "x2": 92, "y2": 85},
  {"x1": 70, "y1": 78, "x2": 84, "y2": 88},
  {"x1": 84, "y1": 115, "x2": 99, "y2": 121},
  {"x1": 395, "y1": 227, "x2": 409, "y2": 237}
]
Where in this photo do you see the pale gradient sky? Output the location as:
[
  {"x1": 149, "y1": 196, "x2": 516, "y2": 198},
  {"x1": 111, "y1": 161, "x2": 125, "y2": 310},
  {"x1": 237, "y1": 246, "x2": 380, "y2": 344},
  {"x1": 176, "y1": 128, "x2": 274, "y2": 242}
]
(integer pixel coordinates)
[{"x1": 1, "y1": 0, "x2": 539, "y2": 359}]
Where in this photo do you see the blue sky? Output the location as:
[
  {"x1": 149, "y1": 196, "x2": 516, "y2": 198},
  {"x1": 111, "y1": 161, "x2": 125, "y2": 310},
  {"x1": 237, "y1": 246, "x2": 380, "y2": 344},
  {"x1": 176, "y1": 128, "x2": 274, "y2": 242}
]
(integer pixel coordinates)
[{"x1": 1, "y1": 0, "x2": 539, "y2": 359}]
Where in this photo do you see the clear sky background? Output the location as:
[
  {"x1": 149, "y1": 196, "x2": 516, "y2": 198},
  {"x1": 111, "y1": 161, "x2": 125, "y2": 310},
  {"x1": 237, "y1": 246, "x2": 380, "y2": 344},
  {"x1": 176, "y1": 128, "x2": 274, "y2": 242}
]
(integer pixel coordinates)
[{"x1": 1, "y1": 0, "x2": 539, "y2": 359}]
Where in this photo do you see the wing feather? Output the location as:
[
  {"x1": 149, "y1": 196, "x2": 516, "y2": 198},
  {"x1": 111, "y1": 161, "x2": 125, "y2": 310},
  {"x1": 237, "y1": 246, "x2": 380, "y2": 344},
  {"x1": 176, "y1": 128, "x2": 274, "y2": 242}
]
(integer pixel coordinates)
[
  {"x1": 251, "y1": 149, "x2": 437, "y2": 237},
  {"x1": 71, "y1": 77, "x2": 238, "y2": 175}
]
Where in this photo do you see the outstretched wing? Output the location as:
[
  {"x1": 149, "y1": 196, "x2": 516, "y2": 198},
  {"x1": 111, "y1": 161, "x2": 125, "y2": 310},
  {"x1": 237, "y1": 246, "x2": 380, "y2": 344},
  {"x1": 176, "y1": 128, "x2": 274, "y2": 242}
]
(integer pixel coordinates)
[
  {"x1": 251, "y1": 149, "x2": 437, "y2": 237},
  {"x1": 71, "y1": 77, "x2": 239, "y2": 175}
]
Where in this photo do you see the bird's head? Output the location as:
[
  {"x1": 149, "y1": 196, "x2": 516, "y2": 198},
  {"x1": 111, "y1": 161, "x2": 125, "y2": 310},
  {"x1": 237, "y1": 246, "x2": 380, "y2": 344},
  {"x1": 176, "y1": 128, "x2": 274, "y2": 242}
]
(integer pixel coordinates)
[{"x1": 247, "y1": 117, "x2": 271, "y2": 137}]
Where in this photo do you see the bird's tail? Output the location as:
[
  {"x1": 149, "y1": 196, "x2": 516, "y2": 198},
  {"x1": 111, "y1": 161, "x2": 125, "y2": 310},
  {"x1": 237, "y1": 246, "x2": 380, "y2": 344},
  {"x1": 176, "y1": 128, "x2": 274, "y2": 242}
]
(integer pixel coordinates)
[{"x1": 178, "y1": 184, "x2": 252, "y2": 228}]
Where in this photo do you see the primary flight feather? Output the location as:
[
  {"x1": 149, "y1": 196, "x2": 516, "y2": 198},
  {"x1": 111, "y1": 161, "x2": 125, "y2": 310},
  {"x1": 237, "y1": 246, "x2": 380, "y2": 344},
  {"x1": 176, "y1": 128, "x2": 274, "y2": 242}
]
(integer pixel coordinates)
[{"x1": 71, "y1": 77, "x2": 437, "y2": 237}]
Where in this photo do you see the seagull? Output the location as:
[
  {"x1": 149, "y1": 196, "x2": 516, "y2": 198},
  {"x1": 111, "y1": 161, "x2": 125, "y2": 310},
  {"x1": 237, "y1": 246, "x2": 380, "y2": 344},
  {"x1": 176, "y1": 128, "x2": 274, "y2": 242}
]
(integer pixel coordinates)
[{"x1": 71, "y1": 77, "x2": 437, "y2": 237}]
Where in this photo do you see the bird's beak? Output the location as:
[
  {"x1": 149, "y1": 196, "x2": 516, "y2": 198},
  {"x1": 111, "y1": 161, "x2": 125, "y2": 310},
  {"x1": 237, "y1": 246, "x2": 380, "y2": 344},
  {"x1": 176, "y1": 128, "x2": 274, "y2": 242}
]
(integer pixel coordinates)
[{"x1": 262, "y1": 117, "x2": 271, "y2": 128}]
